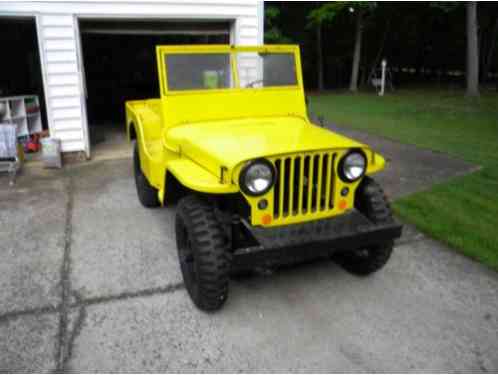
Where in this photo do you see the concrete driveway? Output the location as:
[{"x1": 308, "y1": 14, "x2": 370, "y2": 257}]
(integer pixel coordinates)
[{"x1": 1, "y1": 130, "x2": 497, "y2": 372}]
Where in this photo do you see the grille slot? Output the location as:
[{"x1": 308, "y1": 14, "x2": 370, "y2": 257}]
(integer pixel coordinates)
[{"x1": 273, "y1": 152, "x2": 336, "y2": 220}]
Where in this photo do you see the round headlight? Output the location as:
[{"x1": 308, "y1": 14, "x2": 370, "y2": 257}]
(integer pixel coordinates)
[
  {"x1": 340, "y1": 151, "x2": 367, "y2": 182},
  {"x1": 239, "y1": 159, "x2": 275, "y2": 196}
]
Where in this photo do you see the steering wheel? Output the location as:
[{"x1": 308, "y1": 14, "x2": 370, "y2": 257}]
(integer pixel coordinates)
[{"x1": 244, "y1": 79, "x2": 264, "y2": 88}]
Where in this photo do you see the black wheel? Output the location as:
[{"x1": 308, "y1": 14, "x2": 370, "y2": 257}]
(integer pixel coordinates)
[
  {"x1": 335, "y1": 177, "x2": 394, "y2": 275},
  {"x1": 133, "y1": 142, "x2": 160, "y2": 208},
  {"x1": 175, "y1": 195, "x2": 230, "y2": 311}
]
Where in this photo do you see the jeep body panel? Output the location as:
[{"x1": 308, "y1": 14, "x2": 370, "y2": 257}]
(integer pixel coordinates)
[
  {"x1": 127, "y1": 45, "x2": 401, "y2": 310},
  {"x1": 166, "y1": 117, "x2": 367, "y2": 172},
  {"x1": 126, "y1": 44, "x2": 386, "y2": 226}
]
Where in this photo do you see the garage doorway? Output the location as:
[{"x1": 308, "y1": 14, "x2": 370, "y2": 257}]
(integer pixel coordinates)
[
  {"x1": 0, "y1": 16, "x2": 47, "y2": 162},
  {"x1": 78, "y1": 19, "x2": 230, "y2": 158}
]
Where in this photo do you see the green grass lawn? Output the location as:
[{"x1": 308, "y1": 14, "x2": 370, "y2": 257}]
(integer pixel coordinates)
[{"x1": 309, "y1": 89, "x2": 498, "y2": 271}]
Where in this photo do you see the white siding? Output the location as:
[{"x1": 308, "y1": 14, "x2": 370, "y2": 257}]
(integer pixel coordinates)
[
  {"x1": 3, "y1": 0, "x2": 263, "y2": 155},
  {"x1": 1, "y1": 2, "x2": 257, "y2": 17},
  {"x1": 43, "y1": 26, "x2": 75, "y2": 39},
  {"x1": 46, "y1": 51, "x2": 78, "y2": 63},
  {"x1": 236, "y1": 15, "x2": 260, "y2": 45},
  {"x1": 47, "y1": 62, "x2": 78, "y2": 74},
  {"x1": 37, "y1": 14, "x2": 86, "y2": 153},
  {"x1": 49, "y1": 85, "x2": 80, "y2": 98},
  {"x1": 51, "y1": 96, "x2": 81, "y2": 109}
]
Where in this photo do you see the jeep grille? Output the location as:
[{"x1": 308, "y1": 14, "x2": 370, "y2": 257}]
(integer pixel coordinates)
[{"x1": 271, "y1": 151, "x2": 337, "y2": 223}]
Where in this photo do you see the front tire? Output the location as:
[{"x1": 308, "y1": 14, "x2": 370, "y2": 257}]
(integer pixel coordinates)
[
  {"x1": 335, "y1": 177, "x2": 394, "y2": 275},
  {"x1": 175, "y1": 195, "x2": 230, "y2": 311},
  {"x1": 133, "y1": 142, "x2": 160, "y2": 208}
]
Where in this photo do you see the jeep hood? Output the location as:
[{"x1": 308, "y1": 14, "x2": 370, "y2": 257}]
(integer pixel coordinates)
[{"x1": 165, "y1": 117, "x2": 366, "y2": 177}]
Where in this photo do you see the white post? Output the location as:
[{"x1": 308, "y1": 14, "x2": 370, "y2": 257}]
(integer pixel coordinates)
[{"x1": 380, "y1": 59, "x2": 387, "y2": 96}]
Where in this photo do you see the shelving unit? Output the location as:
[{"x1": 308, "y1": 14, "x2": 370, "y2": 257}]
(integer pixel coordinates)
[{"x1": 0, "y1": 95, "x2": 42, "y2": 138}]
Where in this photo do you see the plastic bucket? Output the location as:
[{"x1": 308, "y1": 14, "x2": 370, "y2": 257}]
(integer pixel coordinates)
[{"x1": 41, "y1": 137, "x2": 62, "y2": 169}]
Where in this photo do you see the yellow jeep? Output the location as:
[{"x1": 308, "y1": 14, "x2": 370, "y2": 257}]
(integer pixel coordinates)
[{"x1": 126, "y1": 45, "x2": 402, "y2": 311}]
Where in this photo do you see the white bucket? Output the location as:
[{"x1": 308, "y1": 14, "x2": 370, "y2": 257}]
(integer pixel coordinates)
[{"x1": 41, "y1": 137, "x2": 62, "y2": 169}]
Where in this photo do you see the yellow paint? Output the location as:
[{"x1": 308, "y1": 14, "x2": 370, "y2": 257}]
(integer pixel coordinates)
[
  {"x1": 237, "y1": 148, "x2": 368, "y2": 227},
  {"x1": 17, "y1": 143, "x2": 25, "y2": 163},
  {"x1": 126, "y1": 44, "x2": 387, "y2": 226}
]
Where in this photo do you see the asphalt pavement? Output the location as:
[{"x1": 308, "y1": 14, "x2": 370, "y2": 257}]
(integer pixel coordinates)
[{"x1": 0, "y1": 129, "x2": 496, "y2": 372}]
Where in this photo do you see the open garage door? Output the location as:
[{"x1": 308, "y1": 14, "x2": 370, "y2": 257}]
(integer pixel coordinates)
[
  {"x1": 78, "y1": 19, "x2": 230, "y2": 155},
  {"x1": 0, "y1": 17, "x2": 47, "y2": 163}
]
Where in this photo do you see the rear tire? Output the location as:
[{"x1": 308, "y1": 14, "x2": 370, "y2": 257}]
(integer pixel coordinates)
[
  {"x1": 335, "y1": 177, "x2": 394, "y2": 275},
  {"x1": 175, "y1": 195, "x2": 230, "y2": 311},
  {"x1": 133, "y1": 142, "x2": 160, "y2": 208}
]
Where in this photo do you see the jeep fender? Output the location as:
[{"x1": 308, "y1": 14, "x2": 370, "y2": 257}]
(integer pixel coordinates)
[{"x1": 164, "y1": 159, "x2": 238, "y2": 201}]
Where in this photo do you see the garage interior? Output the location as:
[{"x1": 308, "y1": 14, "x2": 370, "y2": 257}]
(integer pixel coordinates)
[
  {"x1": 0, "y1": 17, "x2": 48, "y2": 162},
  {"x1": 78, "y1": 19, "x2": 230, "y2": 156}
]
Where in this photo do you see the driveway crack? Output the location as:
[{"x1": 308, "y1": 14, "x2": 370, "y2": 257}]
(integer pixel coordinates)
[{"x1": 54, "y1": 177, "x2": 74, "y2": 372}]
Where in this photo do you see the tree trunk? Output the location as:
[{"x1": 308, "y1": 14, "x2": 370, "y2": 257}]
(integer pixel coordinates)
[
  {"x1": 367, "y1": 18, "x2": 391, "y2": 84},
  {"x1": 466, "y1": 1, "x2": 480, "y2": 97},
  {"x1": 350, "y1": 9, "x2": 363, "y2": 92},
  {"x1": 317, "y1": 24, "x2": 324, "y2": 91},
  {"x1": 482, "y1": 17, "x2": 498, "y2": 82}
]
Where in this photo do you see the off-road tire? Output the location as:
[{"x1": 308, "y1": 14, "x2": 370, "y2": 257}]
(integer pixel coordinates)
[
  {"x1": 335, "y1": 177, "x2": 394, "y2": 275},
  {"x1": 175, "y1": 195, "x2": 231, "y2": 311},
  {"x1": 133, "y1": 142, "x2": 160, "y2": 208}
]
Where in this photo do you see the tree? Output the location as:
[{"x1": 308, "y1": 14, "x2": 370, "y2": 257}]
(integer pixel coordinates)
[
  {"x1": 482, "y1": 17, "x2": 498, "y2": 82},
  {"x1": 365, "y1": 14, "x2": 391, "y2": 87},
  {"x1": 477, "y1": 3, "x2": 498, "y2": 83},
  {"x1": 308, "y1": 3, "x2": 346, "y2": 91},
  {"x1": 349, "y1": 6, "x2": 364, "y2": 92},
  {"x1": 309, "y1": 2, "x2": 375, "y2": 92},
  {"x1": 264, "y1": 6, "x2": 292, "y2": 44},
  {"x1": 268, "y1": 2, "x2": 495, "y2": 91},
  {"x1": 466, "y1": 1, "x2": 479, "y2": 96},
  {"x1": 316, "y1": 23, "x2": 324, "y2": 90},
  {"x1": 431, "y1": 2, "x2": 480, "y2": 96}
]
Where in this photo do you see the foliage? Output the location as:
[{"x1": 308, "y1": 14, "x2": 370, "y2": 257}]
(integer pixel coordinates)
[
  {"x1": 264, "y1": 5, "x2": 292, "y2": 44},
  {"x1": 307, "y1": 2, "x2": 376, "y2": 26},
  {"x1": 429, "y1": 2, "x2": 460, "y2": 13},
  {"x1": 266, "y1": 2, "x2": 498, "y2": 90},
  {"x1": 307, "y1": 2, "x2": 348, "y2": 26},
  {"x1": 309, "y1": 90, "x2": 498, "y2": 271}
]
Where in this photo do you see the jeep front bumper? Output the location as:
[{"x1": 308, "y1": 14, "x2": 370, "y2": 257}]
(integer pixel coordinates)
[{"x1": 232, "y1": 209, "x2": 403, "y2": 268}]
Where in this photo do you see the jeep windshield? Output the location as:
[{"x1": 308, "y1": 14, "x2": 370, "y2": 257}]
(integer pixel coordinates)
[{"x1": 164, "y1": 51, "x2": 298, "y2": 91}]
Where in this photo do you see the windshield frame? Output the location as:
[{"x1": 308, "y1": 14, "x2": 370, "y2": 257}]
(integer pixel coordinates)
[{"x1": 157, "y1": 45, "x2": 303, "y2": 96}]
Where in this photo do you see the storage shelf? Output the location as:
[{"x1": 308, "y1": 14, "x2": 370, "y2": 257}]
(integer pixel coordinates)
[{"x1": 0, "y1": 95, "x2": 42, "y2": 138}]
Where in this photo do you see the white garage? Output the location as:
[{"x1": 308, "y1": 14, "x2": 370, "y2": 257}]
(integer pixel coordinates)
[{"x1": 0, "y1": 1, "x2": 264, "y2": 158}]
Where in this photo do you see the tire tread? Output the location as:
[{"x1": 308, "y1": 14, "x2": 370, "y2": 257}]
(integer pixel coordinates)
[
  {"x1": 133, "y1": 143, "x2": 160, "y2": 208},
  {"x1": 176, "y1": 195, "x2": 230, "y2": 311},
  {"x1": 336, "y1": 177, "x2": 394, "y2": 275}
]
